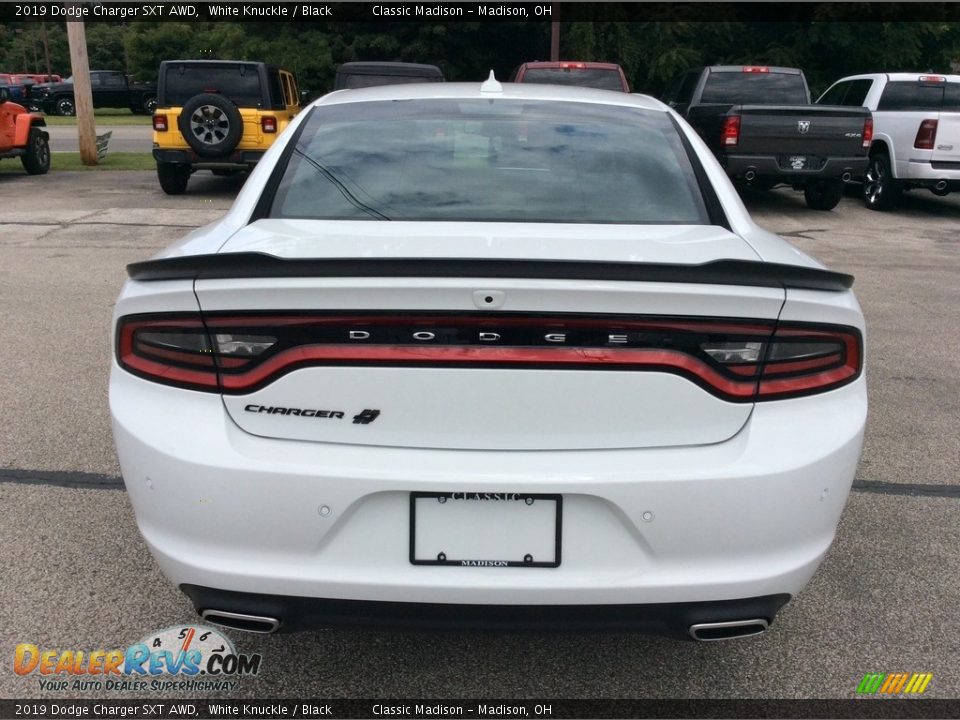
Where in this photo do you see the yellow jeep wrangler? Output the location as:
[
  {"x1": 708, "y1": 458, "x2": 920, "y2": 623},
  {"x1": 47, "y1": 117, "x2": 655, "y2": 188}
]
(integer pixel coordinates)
[{"x1": 152, "y1": 60, "x2": 302, "y2": 194}]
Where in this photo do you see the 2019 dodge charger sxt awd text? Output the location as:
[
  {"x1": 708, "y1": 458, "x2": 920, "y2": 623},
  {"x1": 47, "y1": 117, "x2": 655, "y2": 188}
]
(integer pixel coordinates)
[{"x1": 111, "y1": 77, "x2": 866, "y2": 641}]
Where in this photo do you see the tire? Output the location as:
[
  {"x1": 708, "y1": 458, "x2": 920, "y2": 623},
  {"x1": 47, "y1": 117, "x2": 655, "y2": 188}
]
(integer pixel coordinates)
[
  {"x1": 803, "y1": 178, "x2": 844, "y2": 211},
  {"x1": 178, "y1": 93, "x2": 243, "y2": 158},
  {"x1": 157, "y1": 162, "x2": 191, "y2": 195},
  {"x1": 863, "y1": 153, "x2": 900, "y2": 211},
  {"x1": 142, "y1": 96, "x2": 158, "y2": 115},
  {"x1": 21, "y1": 128, "x2": 51, "y2": 175},
  {"x1": 55, "y1": 96, "x2": 75, "y2": 116}
]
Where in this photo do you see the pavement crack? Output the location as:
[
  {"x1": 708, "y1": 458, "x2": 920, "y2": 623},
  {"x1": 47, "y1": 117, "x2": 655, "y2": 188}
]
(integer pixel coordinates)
[
  {"x1": 0, "y1": 468, "x2": 123, "y2": 489},
  {"x1": 852, "y1": 479, "x2": 960, "y2": 499},
  {"x1": 778, "y1": 229, "x2": 829, "y2": 241}
]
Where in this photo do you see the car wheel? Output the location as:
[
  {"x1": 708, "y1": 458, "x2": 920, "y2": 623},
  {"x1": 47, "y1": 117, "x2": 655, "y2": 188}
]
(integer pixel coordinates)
[
  {"x1": 143, "y1": 97, "x2": 159, "y2": 115},
  {"x1": 157, "y1": 162, "x2": 191, "y2": 195},
  {"x1": 803, "y1": 179, "x2": 844, "y2": 211},
  {"x1": 21, "y1": 128, "x2": 51, "y2": 175},
  {"x1": 178, "y1": 93, "x2": 243, "y2": 158},
  {"x1": 55, "y1": 97, "x2": 75, "y2": 116},
  {"x1": 863, "y1": 154, "x2": 900, "y2": 211}
]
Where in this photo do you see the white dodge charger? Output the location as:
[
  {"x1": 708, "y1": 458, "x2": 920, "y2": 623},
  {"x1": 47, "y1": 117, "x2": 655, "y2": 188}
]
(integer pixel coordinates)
[{"x1": 111, "y1": 78, "x2": 866, "y2": 640}]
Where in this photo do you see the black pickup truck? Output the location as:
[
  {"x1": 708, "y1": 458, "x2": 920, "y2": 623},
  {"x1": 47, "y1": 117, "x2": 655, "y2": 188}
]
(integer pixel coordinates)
[
  {"x1": 662, "y1": 66, "x2": 872, "y2": 210},
  {"x1": 31, "y1": 70, "x2": 157, "y2": 116}
]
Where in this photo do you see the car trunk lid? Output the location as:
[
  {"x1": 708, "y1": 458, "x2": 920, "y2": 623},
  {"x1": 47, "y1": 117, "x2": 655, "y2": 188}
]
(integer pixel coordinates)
[{"x1": 185, "y1": 221, "x2": 792, "y2": 451}]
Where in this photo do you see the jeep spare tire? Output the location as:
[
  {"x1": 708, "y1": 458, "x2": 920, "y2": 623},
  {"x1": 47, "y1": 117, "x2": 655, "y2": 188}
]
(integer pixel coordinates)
[{"x1": 179, "y1": 94, "x2": 243, "y2": 158}]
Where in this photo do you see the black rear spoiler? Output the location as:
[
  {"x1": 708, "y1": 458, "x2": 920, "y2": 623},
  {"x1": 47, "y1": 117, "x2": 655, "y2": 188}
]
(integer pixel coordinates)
[{"x1": 127, "y1": 253, "x2": 853, "y2": 292}]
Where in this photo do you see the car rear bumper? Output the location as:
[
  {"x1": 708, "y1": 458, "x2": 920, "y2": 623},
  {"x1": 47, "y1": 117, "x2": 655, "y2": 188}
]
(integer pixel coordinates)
[
  {"x1": 723, "y1": 155, "x2": 868, "y2": 182},
  {"x1": 180, "y1": 584, "x2": 791, "y2": 638},
  {"x1": 152, "y1": 148, "x2": 266, "y2": 167},
  {"x1": 901, "y1": 159, "x2": 960, "y2": 184},
  {"x1": 111, "y1": 362, "x2": 866, "y2": 627}
]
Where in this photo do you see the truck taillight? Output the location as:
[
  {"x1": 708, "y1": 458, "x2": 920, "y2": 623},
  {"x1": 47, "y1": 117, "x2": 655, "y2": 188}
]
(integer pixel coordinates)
[
  {"x1": 722, "y1": 115, "x2": 740, "y2": 147},
  {"x1": 152, "y1": 114, "x2": 167, "y2": 132},
  {"x1": 742, "y1": 66, "x2": 770, "y2": 73},
  {"x1": 914, "y1": 119, "x2": 938, "y2": 149},
  {"x1": 862, "y1": 117, "x2": 873, "y2": 148},
  {"x1": 261, "y1": 116, "x2": 277, "y2": 133}
]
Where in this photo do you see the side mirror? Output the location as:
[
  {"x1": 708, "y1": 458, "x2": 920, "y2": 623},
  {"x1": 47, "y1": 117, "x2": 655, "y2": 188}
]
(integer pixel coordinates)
[
  {"x1": 0, "y1": 87, "x2": 8, "y2": 103},
  {"x1": 300, "y1": 90, "x2": 310, "y2": 102}
]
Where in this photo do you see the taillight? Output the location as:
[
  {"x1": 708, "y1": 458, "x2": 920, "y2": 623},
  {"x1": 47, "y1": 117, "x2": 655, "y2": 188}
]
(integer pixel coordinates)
[
  {"x1": 261, "y1": 116, "x2": 277, "y2": 133},
  {"x1": 862, "y1": 117, "x2": 873, "y2": 148},
  {"x1": 559, "y1": 62, "x2": 587, "y2": 69},
  {"x1": 116, "y1": 316, "x2": 276, "y2": 393},
  {"x1": 755, "y1": 325, "x2": 861, "y2": 400},
  {"x1": 152, "y1": 114, "x2": 167, "y2": 132},
  {"x1": 722, "y1": 115, "x2": 741, "y2": 147},
  {"x1": 117, "y1": 314, "x2": 862, "y2": 401},
  {"x1": 742, "y1": 66, "x2": 770, "y2": 73},
  {"x1": 914, "y1": 119, "x2": 938, "y2": 149}
]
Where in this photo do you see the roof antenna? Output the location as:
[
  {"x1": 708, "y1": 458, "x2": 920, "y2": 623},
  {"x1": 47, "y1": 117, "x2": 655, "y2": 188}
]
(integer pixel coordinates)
[{"x1": 480, "y1": 70, "x2": 502, "y2": 94}]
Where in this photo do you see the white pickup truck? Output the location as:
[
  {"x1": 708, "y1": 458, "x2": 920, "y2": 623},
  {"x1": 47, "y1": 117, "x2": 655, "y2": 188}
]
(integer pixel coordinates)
[{"x1": 818, "y1": 73, "x2": 960, "y2": 210}]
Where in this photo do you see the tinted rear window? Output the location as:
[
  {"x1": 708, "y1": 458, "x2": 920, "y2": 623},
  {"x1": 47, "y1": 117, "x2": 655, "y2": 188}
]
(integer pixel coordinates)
[
  {"x1": 162, "y1": 65, "x2": 263, "y2": 107},
  {"x1": 270, "y1": 99, "x2": 708, "y2": 224},
  {"x1": 519, "y1": 68, "x2": 626, "y2": 92},
  {"x1": 336, "y1": 74, "x2": 442, "y2": 90},
  {"x1": 700, "y1": 72, "x2": 808, "y2": 104},
  {"x1": 877, "y1": 82, "x2": 944, "y2": 111},
  {"x1": 944, "y1": 83, "x2": 960, "y2": 111}
]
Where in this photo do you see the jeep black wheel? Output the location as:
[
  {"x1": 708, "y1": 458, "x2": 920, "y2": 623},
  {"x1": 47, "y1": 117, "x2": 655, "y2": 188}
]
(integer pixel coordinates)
[
  {"x1": 178, "y1": 93, "x2": 243, "y2": 158},
  {"x1": 863, "y1": 153, "x2": 900, "y2": 211},
  {"x1": 21, "y1": 128, "x2": 51, "y2": 175},
  {"x1": 803, "y1": 179, "x2": 844, "y2": 211},
  {"x1": 157, "y1": 162, "x2": 191, "y2": 195},
  {"x1": 142, "y1": 96, "x2": 158, "y2": 115},
  {"x1": 55, "y1": 97, "x2": 75, "y2": 116}
]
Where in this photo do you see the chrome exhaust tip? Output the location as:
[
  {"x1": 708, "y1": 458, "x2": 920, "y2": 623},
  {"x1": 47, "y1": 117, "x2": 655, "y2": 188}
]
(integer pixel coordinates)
[
  {"x1": 689, "y1": 618, "x2": 769, "y2": 641},
  {"x1": 932, "y1": 180, "x2": 949, "y2": 195},
  {"x1": 201, "y1": 609, "x2": 281, "y2": 634},
  {"x1": 841, "y1": 171, "x2": 853, "y2": 183},
  {"x1": 744, "y1": 169, "x2": 757, "y2": 182}
]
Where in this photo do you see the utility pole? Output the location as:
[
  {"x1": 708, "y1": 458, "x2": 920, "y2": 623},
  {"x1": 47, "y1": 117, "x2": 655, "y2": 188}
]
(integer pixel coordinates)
[
  {"x1": 41, "y1": 23, "x2": 53, "y2": 80},
  {"x1": 65, "y1": 16, "x2": 98, "y2": 165},
  {"x1": 550, "y1": 5, "x2": 560, "y2": 62}
]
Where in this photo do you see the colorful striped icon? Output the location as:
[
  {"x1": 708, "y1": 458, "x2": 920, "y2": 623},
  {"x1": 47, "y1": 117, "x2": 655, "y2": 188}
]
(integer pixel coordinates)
[{"x1": 857, "y1": 672, "x2": 933, "y2": 694}]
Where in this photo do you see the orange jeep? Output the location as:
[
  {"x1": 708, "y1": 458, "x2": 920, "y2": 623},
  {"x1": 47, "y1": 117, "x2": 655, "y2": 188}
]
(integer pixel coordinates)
[{"x1": 0, "y1": 82, "x2": 50, "y2": 174}]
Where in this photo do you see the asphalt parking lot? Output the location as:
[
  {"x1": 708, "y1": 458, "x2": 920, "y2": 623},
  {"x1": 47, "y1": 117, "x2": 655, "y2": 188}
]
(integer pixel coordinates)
[{"x1": 1, "y1": 171, "x2": 958, "y2": 700}]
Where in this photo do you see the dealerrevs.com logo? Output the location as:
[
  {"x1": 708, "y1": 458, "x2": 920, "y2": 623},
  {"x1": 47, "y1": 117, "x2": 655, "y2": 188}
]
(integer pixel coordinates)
[{"x1": 13, "y1": 625, "x2": 262, "y2": 692}]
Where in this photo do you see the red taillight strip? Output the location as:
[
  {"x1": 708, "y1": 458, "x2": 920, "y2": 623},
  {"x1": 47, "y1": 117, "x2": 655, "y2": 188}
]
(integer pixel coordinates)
[
  {"x1": 116, "y1": 314, "x2": 862, "y2": 402},
  {"x1": 758, "y1": 365, "x2": 858, "y2": 396},
  {"x1": 217, "y1": 345, "x2": 759, "y2": 399},
  {"x1": 119, "y1": 352, "x2": 219, "y2": 389}
]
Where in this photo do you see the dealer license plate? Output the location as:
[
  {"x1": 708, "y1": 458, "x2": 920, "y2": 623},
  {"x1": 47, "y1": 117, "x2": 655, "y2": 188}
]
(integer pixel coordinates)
[
  {"x1": 788, "y1": 155, "x2": 808, "y2": 170},
  {"x1": 410, "y1": 492, "x2": 562, "y2": 568}
]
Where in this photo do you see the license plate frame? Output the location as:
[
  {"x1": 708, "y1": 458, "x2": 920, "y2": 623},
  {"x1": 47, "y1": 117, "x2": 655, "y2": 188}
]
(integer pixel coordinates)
[{"x1": 409, "y1": 492, "x2": 562, "y2": 568}]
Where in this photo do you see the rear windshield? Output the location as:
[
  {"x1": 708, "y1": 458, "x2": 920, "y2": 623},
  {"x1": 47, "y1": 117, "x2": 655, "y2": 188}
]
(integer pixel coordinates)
[
  {"x1": 162, "y1": 65, "x2": 263, "y2": 107},
  {"x1": 877, "y1": 82, "x2": 944, "y2": 111},
  {"x1": 700, "y1": 72, "x2": 808, "y2": 104},
  {"x1": 519, "y1": 68, "x2": 626, "y2": 92},
  {"x1": 270, "y1": 99, "x2": 708, "y2": 224}
]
